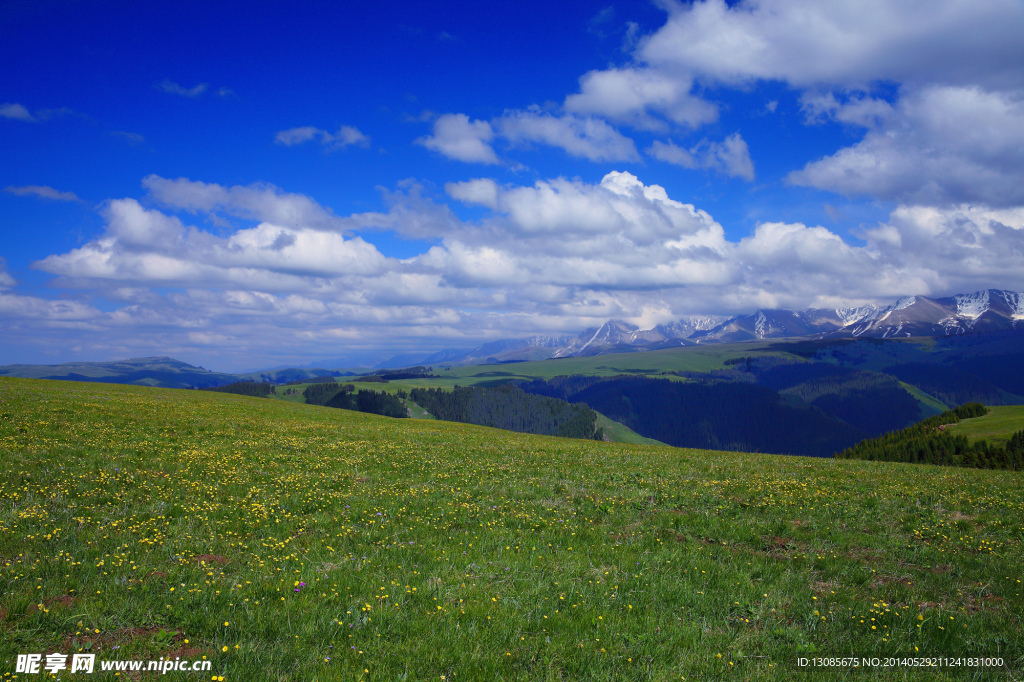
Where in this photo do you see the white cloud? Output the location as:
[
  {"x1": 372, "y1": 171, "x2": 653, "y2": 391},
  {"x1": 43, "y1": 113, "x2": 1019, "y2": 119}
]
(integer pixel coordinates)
[
  {"x1": 444, "y1": 178, "x2": 499, "y2": 209},
  {"x1": 141, "y1": 175, "x2": 353, "y2": 233},
  {"x1": 4, "y1": 185, "x2": 81, "y2": 202},
  {"x1": 14, "y1": 171, "x2": 1024, "y2": 369},
  {"x1": 159, "y1": 80, "x2": 208, "y2": 97},
  {"x1": 419, "y1": 110, "x2": 639, "y2": 164},
  {"x1": 495, "y1": 110, "x2": 639, "y2": 162},
  {"x1": 36, "y1": 195, "x2": 388, "y2": 287},
  {"x1": 647, "y1": 133, "x2": 754, "y2": 180},
  {"x1": 861, "y1": 204, "x2": 1024, "y2": 293},
  {"x1": 564, "y1": 67, "x2": 717, "y2": 130},
  {"x1": 799, "y1": 92, "x2": 894, "y2": 127},
  {"x1": 416, "y1": 114, "x2": 499, "y2": 164},
  {"x1": 274, "y1": 125, "x2": 370, "y2": 150},
  {"x1": 0, "y1": 102, "x2": 35, "y2": 121},
  {"x1": 0, "y1": 291, "x2": 100, "y2": 321},
  {"x1": 559, "y1": 0, "x2": 1024, "y2": 202},
  {"x1": 637, "y1": 0, "x2": 1024, "y2": 90},
  {"x1": 789, "y1": 86, "x2": 1024, "y2": 206},
  {"x1": 274, "y1": 126, "x2": 320, "y2": 145}
]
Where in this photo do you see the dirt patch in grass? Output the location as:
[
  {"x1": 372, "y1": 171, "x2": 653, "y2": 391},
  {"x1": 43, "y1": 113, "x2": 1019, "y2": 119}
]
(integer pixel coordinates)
[
  {"x1": 844, "y1": 547, "x2": 884, "y2": 564},
  {"x1": 192, "y1": 554, "x2": 229, "y2": 566},
  {"x1": 962, "y1": 593, "x2": 1006, "y2": 614},
  {"x1": 811, "y1": 580, "x2": 839, "y2": 594},
  {"x1": 26, "y1": 595, "x2": 77, "y2": 615},
  {"x1": 869, "y1": 575, "x2": 913, "y2": 589},
  {"x1": 58, "y1": 626, "x2": 217, "y2": 661}
]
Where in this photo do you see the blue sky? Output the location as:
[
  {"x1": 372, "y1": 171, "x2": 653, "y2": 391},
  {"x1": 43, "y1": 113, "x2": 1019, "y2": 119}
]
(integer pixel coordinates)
[{"x1": 2, "y1": 0, "x2": 1024, "y2": 371}]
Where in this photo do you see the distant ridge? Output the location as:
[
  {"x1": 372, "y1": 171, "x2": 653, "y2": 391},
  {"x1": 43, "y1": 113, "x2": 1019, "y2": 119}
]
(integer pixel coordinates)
[
  {"x1": 3, "y1": 288, "x2": 1021, "y2": 380},
  {"x1": 0, "y1": 356, "x2": 340, "y2": 389},
  {"x1": 418, "y1": 288, "x2": 1024, "y2": 366}
]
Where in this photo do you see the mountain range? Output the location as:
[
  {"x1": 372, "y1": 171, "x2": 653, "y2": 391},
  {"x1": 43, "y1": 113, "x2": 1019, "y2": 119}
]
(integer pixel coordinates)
[{"x1": 421, "y1": 288, "x2": 1024, "y2": 366}]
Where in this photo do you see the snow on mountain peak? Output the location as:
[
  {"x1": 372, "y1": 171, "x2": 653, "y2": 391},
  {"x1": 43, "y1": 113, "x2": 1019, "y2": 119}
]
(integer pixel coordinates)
[
  {"x1": 996, "y1": 290, "x2": 1024, "y2": 320},
  {"x1": 893, "y1": 296, "x2": 916, "y2": 311},
  {"x1": 954, "y1": 290, "x2": 991, "y2": 319},
  {"x1": 754, "y1": 311, "x2": 768, "y2": 338},
  {"x1": 835, "y1": 306, "x2": 878, "y2": 326}
]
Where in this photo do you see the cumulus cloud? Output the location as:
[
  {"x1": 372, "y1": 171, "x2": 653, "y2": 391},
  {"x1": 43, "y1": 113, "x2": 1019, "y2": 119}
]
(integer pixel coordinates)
[
  {"x1": 4, "y1": 185, "x2": 81, "y2": 202},
  {"x1": 416, "y1": 114, "x2": 499, "y2": 164},
  {"x1": 565, "y1": 67, "x2": 717, "y2": 130},
  {"x1": 0, "y1": 291, "x2": 100, "y2": 321},
  {"x1": 636, "y1": 0, "x2": 1024, "y2": 90},
  {"x1": 419, "y1": 110, "x2": 639, "y2": 164},
  {"x1": 141, "y1": 175, "x2": 354, "y2": 233},
  {"x1": 35, "y1": 197, "x2": 388, "y2": 288},
  {"x1": 647, "y1": 133, "x2": 754, "y2": 180},
  {"x1": 789, "y1": 86, "x2": 1024, "y2": 206},
  {"x1": 559, "y1": 0, "x2": 1024, "y2": 203},
  {"x1": 158, "y1": 80, "x2": 208, "y2": 97},
  {"x1": 0, "y1": 102, "x2": 35, "y2": 121},
  {"x1": 274, "y1": 125, "x2": 370, "y2": 150},
  {"x1": 444, "y1": 178, "x2": 499, "y2": 209},
  {"x1": 14, "y1": 171, "x2": 1024, "y2": 369},
  {"x1": 495, "y1": 110, "x2": 639, "y2": 162}
]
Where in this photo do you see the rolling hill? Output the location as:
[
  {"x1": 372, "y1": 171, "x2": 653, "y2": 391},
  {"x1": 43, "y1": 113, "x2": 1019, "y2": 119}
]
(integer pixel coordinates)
[{"x1": 0, "y1": 377, "x2": 1021, "y2": 680}]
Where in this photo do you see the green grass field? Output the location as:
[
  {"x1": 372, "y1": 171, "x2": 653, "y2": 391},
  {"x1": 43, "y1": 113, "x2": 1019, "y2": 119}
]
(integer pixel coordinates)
[
  {"x1": 947, "y1": 406, "x2": 1024, "y2": 446},
  {"x1": 1, "y1": 377, "x2": 1022, "y2": 680},
  {"x1": 437, "y1": 342, "x2": 790, "y2": 385}
]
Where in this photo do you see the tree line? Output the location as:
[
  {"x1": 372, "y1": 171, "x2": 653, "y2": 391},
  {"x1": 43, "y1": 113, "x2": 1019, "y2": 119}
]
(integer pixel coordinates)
[
  {"x1": 200, "y1": 381, "x2": 276, "y2": 397},
  {"x1": 303, "y1": 383, "x2": 407, "y2": 419},
  {"x1": 836, "y1": 403, "x2": 1024, "y2": 470},
  {"x1": 410, "y1": 384, "x2": 602, "y2": 440}
]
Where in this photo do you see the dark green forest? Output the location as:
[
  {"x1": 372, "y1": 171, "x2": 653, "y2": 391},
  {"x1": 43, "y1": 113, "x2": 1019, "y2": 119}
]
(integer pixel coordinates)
[
  {"x1": 519, "y1": 375, "x2": 868, "y2": 457},
  {"x1": 837, "y1": 403, "x2": 1024, "y2": 470},
  {"x1": 410, "y1": 385, "x2": 602, "y2": 440},
  {"x1": 885, "y1": 363, "x2": 1007, "y2": 406},
  {"x1": 722, "y1": 357, "x2": 924, "y2": 435},
  {"x1": 303, "y1": 383, "x2": 408, "y2": 418},
  {"x1": 200, "y1": 381, "x2": 276, "y2": 397}
]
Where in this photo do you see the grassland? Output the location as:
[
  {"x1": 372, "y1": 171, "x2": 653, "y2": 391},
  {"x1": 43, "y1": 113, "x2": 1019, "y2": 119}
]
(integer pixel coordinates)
[
  {"x1": 947, "y1": 406, "x2": 1024, "y2": 446},
  {"x1": 1, "y1": 377, "x2": 1022, "y2": 681},
  {"x1": 433, "y1": 341, "x2": 792, "y2": 387}
]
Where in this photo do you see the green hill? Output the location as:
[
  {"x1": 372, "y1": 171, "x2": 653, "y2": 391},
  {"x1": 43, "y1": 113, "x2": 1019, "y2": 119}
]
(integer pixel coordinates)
[
  {"x1": 947, "y1": 405, "x2": 1024, "y2": 446},
  {"x1": 0, "y1": 377, "x2": 1022, "y2": 680}
]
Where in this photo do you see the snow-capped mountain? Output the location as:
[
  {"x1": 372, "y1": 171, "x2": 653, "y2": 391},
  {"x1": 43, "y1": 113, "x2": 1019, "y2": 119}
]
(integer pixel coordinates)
[
  {"x1": 411, "y1": 289, "x2": 1023, "y2": 365},
  {"x1": 841, "y1": 289, "x2": 1024, "y2": 339}
]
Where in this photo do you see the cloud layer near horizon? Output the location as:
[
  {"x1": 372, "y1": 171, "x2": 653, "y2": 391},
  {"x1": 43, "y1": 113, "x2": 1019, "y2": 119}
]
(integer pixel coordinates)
[{"x1": 3, "y1": 172, "x2": 1021, "y2": 368}]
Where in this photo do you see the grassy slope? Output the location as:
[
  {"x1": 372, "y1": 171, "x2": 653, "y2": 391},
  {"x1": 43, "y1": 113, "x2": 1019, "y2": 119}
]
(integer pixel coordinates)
[
  {"x1": 439, "y1": 341, "x2": 791, "y2": 385},
  {"x1": 0, "y1": 378, "x2": 1021, "y2": 681},
  {"x1": 947, "y1": 405, "x2": 1024, "y2": 446},
  {"x1": 898, "y1": 382, "x2": 949, "y2": 417}
]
